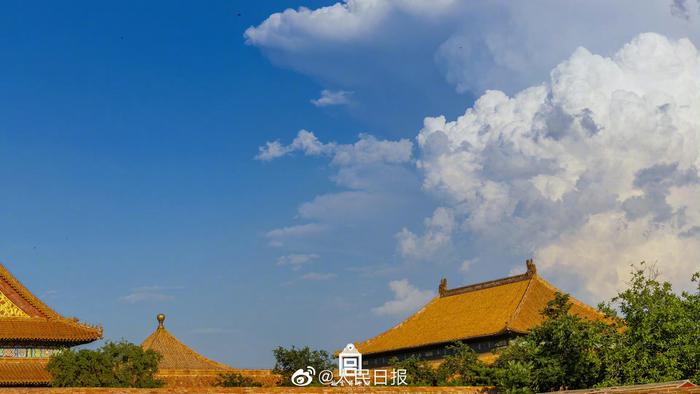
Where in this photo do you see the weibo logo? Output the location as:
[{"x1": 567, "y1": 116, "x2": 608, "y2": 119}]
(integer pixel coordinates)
[{"x1": 291, "y1": 366, "x2": 315, "y2": 387}]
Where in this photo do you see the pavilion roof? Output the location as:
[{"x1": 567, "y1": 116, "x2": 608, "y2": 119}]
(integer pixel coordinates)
[
  {"x1": 0, "y1": 262, "x2": 102, "y2": 344},
  {"x1": 356, "y1": 260, "x2": 603, "y2": 356},
  {"x1": 141, "y1": 314, "x2": 232, "y2": 372}
]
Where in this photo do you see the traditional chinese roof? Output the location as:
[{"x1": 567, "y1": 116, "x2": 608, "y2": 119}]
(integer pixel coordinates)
[
  {"x1": 357, "y1": 260, "x2": 603, "y2": 356},
  {"x1": 0, "y1": 359, "x2": 51, "y2": 386},
  {"x1": 141, "y1": 314, "x2": 232, "y2": 372},
  {"x1": 0, "y1": 262, "x2": 102, "y2": 344},
  {"x1": 141, "y1": 314, "x2": 280, "y2": 387}
]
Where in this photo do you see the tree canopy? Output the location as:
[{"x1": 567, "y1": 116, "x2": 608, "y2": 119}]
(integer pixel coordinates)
[
  {"x1": 495, "y1": 264, "x2": 700, "y2": 392},
  {"x1": 272, "y1": 345, "x2": 334, "y2": 386},
  {"x1": 388, "y1": 264, "x2": 700, "y2": 393},
  {"x1": 47, "y1": 341, "x2": 162, "y2": 388}
]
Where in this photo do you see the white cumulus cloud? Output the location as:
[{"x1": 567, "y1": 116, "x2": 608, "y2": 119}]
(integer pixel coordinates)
[
  {"x1": 396, "y1": 207, "x2": 455, "y2": 260},
  {"x1": 245, "y1": 0, "x2": 458, "y2": 50},
  {"x1": 311, "y1": 89, "x2": 353, "y2": 107},
  {"x1": 372, "y1": 279, "x2": 434, "y2": 316},
  {"x1": 247, "y1": 0, "x2": 699, "y2": 101},
  {"x1": 256, "y1": 129, "x2": 334, "y2": 161},
  {"x1": 409, "y1": 33, "x2": 700, "y2": 298},
  {"x1": 257, "y1": 129, "x2": 412, "y2": 164}
]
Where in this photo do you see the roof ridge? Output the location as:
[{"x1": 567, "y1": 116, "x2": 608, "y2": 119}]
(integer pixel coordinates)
[
  {"x1": 441, "y1": 272, "x2": 533, "y2": 297},
  {"x1": 0, "y1": 262, "x2": 58, "y2": 319},
  {"x1": 533, "y1": 275, "x2": 603, "y2": 317},
  {"x1": 441, "y1": 259, "x2": 538, "y2": 298},
  {"x1": 505, "y1": 275, "x2": 536, "y2": 331},
  {"x1": 142, "y1": 322, "x2": 231, "y2": 371}
]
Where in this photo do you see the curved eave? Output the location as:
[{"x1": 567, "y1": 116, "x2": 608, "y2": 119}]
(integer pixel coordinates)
[
  {"x1": 0, "y1": 318, "x2": 103, "y2": 344},
  {"x1": 359, "y1": 329, "x2": 519, "y2": 356},
  {"x1": 0, "y1": 359, "x2": 51, "y2": 386}
]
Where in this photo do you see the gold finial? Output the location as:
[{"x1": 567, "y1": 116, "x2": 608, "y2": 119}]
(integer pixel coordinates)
[
  {"x1": 439, "y1": 278, "x2": 448, "y2": 296},
  {"x1": 157, "y1": 313, "x2": 165, "y2": 329},
  {"x1": 526, "y1": 259, "x2": 537, "y2": 276}
]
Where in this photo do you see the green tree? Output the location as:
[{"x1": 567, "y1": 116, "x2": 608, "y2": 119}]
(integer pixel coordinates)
[
  {"x1": 215, "y1": 372, "x2": 262, "y2": 387},
  {"x1": 685, "y1": 273, "x2": 700, "y2": 383},
  {"x1": 390, "y1": 356, "x2": 438, "y2": 386},
  {"x1": 493, "y1": 265, "x2": 700, "y2": 392},
  {"x1": 493, "y1": 293, "x2": 619, "y2": 392},
  {"x1": 47, "y1": 341, "x2": 162, "y2": 387},
  {"x1": 437, "y1": 342, "x2": 494, "y2": 386},
  {"x1": 272, "y1": 346, "x2": 333, "y2": 386},
  {"x1": 601, "y1": 263, "x2": 700, "y2": 385},
  {"x1": 495, "y1": 359, "x2": 535, "y2": 393}
]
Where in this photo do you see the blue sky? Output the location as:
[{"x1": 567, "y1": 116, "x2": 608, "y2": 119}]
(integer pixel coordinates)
[{"x1": 1, "y1": 1, "x2": 699, "y2": 368}]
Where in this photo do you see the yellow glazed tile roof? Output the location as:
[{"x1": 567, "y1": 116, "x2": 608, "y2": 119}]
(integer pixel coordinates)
[
  {"x1": 0, "y1": 262, "x2": 102, "y2": 344},
  {"x1": 357, "y1": 261, "x2": 602, "y2": 355},
  {"x1": 0, "y1": 359, "x2": 51, "y2": 386},
  {"x1": 141, "y1": 314, "x2": 232, "y2": 372},
  {"x1": 141, "y1": 315, "x2": 281, "y2": 387}
]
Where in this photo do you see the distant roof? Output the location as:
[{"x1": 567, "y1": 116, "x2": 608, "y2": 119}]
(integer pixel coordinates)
[
  {"x1": 141, "y1": 314, "x2": 232, "y2": 372},
  {"x1": 0, "y1": 262, "x2": 102, "y2": 344},
  {"x1": 357, "y1": 260, "x2": 602, "y2": 355}
]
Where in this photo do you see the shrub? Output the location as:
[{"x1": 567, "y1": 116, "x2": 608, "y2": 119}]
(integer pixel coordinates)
[
  {"x1": 390, "y1": 356, "x2": 438, "y2": 386},
  {"x1": 215, "y1": 372, "x2": 262, "y2": 387},
  {"x1": 272, "y1": 345, "x2": 334, "y2": 386},
  {"x1": 47, "y1": 341, "x2": 162, "y2": 388},
  {"x1": 437, "y1": 342, "x2": 494, "y2": 386}
]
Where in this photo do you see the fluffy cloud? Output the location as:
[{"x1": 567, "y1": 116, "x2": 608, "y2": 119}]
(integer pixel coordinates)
[
  {"x1": 396, "y1": 207, "x2": 455, "y2": 260},
  {"x1": 256, "y1": 129, "x2": 333, "y2": 161},
  {"x1": 260, "y1": 130, "x2": 420, "y2": 232},
  {"x1": 251, "y1": 1, "x2": 700, "y2": 304},
  {"x1": 246, "y1": 1, "x2": 699, "y2": 111},
  {"x1": 410, "y1": 33, "x2": 700, "y2": 298},
  {"x1": 276, "y1": 253, "x2": 319, "y2": 270},
  {"x1": 460, "y1": 258, "x2": 476, "y2": 273},
  {"x1": 671, "y1": 0, "x2": 700, "y2": 19},
  {"x1": 372, "y1": 279, "x2": 434, "y2": 316},
  {"x1": 311, "y1": 89, "x2": 353, "y2": 107},
  {"x1": 257, "y1": 129, "x2": 412, "y2": 165},
  {"x1": 245, "y1": 1, "x2": 457, "y2": 50}
]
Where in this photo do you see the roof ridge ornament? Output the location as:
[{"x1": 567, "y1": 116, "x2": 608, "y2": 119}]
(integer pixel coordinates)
[
  {"x1": 157, "y1": 313, "x2": 165, "y2": 329},
  {"x1": 438, "y1": 278, "x2": 448, "y2": 297},
  {"x1": 526, "y1": 259, "x2": 537, "y2": 277}
]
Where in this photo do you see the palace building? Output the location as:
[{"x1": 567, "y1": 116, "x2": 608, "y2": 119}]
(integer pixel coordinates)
[
  {"x1": 141, "y1": 314, "x2": 277, "y2": 387},
  {"x1": 356, "y1": 260, "x2": 602, "y2": 368},
  {"x1": 0, "y1": 263, "x2": 102, "y2": 386}
]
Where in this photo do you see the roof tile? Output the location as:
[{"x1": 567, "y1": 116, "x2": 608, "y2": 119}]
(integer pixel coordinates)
[
  {"x1": 0, "y1": 359, "x2": 51, "y2": 386},
  {"x1": 357, "y1": 263, "x2": 602, "y2": 355}
]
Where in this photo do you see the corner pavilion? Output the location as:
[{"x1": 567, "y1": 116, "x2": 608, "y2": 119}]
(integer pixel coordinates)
[
  {"x1": 356, "y1": 260, "x2": 602, "y2": 368},
  {"x1": 141, "y1": 314, "x2": 277, "y2": 387},
  {"x1": 0, "y1": 263, "x2": 102, "y2": 386}
]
